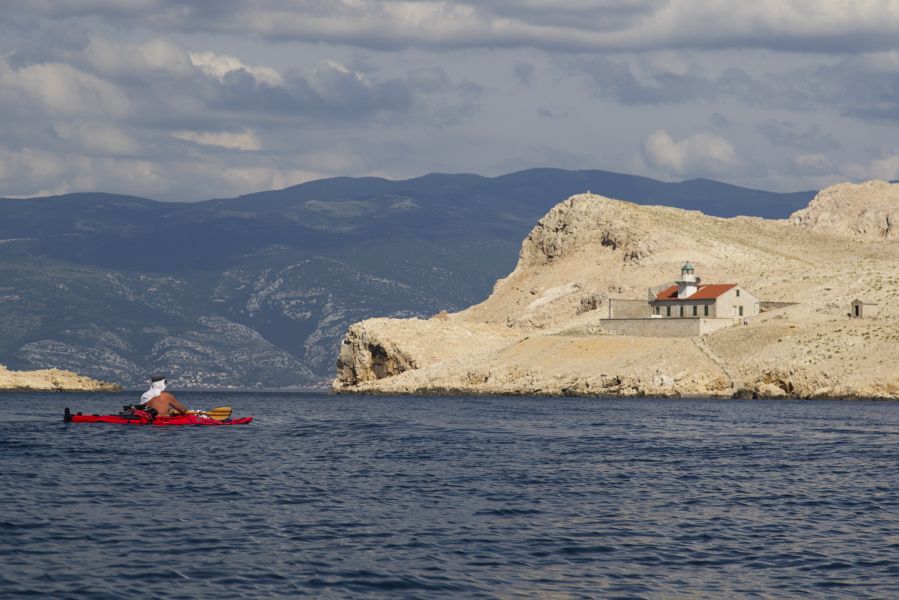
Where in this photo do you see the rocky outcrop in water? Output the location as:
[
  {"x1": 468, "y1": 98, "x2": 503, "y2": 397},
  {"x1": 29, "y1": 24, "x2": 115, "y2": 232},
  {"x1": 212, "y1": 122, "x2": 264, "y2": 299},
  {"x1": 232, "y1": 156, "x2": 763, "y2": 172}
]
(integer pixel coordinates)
[
  {"x1": 0, "y1": 364, "x2": 121, "y2": 392},
  {"x1": 334, "y1": 187, "x2": 899, "y2": 400}
]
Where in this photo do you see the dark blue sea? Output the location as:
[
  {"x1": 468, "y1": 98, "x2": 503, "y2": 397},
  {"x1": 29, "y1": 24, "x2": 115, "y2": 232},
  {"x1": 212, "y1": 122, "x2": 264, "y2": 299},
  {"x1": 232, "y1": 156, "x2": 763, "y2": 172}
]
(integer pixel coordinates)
[{"x1": 1, "y1": 392, "x2": 898, "y2": 599}]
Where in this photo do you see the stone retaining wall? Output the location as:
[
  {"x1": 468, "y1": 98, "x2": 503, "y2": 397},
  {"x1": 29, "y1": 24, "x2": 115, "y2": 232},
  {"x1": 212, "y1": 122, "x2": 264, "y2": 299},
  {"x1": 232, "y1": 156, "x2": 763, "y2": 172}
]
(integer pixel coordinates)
[
  {"x1": 597, "y1": 318, "x2": 734, "y2": 337},
  {"x1": 608, "y1": 298, "x2": 650, "y2": 318}
]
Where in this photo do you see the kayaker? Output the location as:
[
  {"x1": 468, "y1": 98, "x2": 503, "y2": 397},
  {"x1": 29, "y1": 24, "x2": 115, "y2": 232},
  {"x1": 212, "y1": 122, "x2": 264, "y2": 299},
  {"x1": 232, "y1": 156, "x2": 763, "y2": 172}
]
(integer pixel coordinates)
[{"x1": 139, "y1": 374, "x2": 188, "y2": 417}]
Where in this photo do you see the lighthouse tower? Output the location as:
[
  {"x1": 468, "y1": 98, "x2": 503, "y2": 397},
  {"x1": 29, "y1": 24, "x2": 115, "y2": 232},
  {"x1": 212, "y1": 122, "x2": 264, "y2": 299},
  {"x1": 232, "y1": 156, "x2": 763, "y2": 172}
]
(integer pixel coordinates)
[{"x1": 676, "y1": 261, "x2": 698, "y2": 298}]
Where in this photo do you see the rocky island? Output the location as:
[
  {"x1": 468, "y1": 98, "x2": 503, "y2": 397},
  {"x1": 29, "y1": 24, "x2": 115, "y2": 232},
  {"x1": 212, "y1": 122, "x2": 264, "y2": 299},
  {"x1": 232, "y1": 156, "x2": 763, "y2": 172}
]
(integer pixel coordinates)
[
  {"x1": 0, "y1": 364, "x2": 121, "y2": 392},
  {"x1": 333, "y1": 181, "x2": 899, "y2": 399}
]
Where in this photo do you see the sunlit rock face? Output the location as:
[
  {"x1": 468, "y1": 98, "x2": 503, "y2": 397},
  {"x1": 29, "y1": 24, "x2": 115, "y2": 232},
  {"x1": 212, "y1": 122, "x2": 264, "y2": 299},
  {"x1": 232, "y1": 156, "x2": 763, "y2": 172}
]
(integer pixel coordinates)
[
  {"x1": 791, "y1": 180, "x2": 899, "y2": 240},
  {"x1": 334, "y1": 189, "x2": 899, "y2": 399}
]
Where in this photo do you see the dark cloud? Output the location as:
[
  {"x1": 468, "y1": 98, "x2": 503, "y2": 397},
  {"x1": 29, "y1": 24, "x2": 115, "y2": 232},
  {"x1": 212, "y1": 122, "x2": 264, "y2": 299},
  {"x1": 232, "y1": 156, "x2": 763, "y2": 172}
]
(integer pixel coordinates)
[
  {"x1": 709, "y1": 112, "x2": 730, "y2": 128},
  {"x1": 486, "y1": 0, "x2": 665, "y2": 31},
  {"x1": 6, "y1": 27, "x2": 89, "y2": 69},
  {"x1": 213, "y1": 64, "x2": 414, "y2": 118},
  {"x1": 756, "y1": 119, "x2": 841, "y2": 151},
  {"x1": 208, "y1": 60, "x2": 475, "y2": 125},
  {"x1": 734, "y1": 57, "x2": 899, "y2": 121},
  {"x1": 536, "y1": 107, "x2": 568, "y2": 119},
  {"x1": 2, "y1": 33, "x2": 478, "y2": 125},
  {"x1": 8, "y1": 2, "x2": 899, "y2": 54},
  {"x1": 407, "y1": 67, "x2": 460, "y2": 94},
  {"x1": 812, "y1": 57, "x2": 899, "y2": 121},
  {"x1": 578, "y1": 57, "x2": 713, "y2": 105},
  {"x1": 513, "y1": 62, "x2": 535, "y2": 86},
  {"x1": 572, "y1": 54, "x2": 899, "y2": 123}
]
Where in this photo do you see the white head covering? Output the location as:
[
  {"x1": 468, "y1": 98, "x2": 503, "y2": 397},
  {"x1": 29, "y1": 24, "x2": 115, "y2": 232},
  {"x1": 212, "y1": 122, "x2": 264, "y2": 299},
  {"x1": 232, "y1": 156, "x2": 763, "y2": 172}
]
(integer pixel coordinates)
[{"x1": 140, "y1": 378, "x2": 166, "y2": 404}]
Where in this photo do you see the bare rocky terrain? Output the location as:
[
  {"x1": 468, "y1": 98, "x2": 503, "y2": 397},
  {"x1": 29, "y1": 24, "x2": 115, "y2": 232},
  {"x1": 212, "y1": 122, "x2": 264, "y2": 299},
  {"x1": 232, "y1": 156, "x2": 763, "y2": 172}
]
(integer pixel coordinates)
[
  {"x1": 791, "y1": 180, "x2": 899, "y2": 239},
  {"x1": 334, "y1": 181, "x2": 899, "y2": 399},
  {"x1": 0, "y1": 364, "x2": 120, "y2": 392}
]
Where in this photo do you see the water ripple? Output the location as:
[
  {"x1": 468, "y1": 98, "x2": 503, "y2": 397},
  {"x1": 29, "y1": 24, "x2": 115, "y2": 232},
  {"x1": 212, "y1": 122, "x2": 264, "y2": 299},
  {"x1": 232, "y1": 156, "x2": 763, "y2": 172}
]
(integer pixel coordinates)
[{"x1": 2, "y1": 392, "x2": 899, "y2": 597}]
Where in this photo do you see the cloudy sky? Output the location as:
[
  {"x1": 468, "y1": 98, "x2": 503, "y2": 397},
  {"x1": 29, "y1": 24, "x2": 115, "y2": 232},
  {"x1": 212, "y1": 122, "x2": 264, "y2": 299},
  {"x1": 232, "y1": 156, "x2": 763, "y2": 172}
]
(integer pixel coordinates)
[{"x1": 2, "y1": 1, "x2": 899, "y2": 200}]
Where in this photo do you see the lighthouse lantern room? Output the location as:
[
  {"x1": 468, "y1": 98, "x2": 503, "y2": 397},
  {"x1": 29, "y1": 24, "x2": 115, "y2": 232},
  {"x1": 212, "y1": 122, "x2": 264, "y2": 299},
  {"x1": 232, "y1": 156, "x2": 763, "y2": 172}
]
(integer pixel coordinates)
[{"x1": 676, "y1": 261, "x2": 698, "y2": 298}]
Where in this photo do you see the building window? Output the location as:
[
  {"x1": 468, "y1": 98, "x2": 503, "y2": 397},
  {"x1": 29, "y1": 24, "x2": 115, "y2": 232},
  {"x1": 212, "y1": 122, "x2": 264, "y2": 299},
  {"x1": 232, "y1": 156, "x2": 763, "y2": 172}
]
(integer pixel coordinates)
[
  {"x1": 739, "y1": 306, "x2": 744, "y2": 316},
  {"x1": 692, "y1": 305, "x2": 697, "y2": 316},
  {"x1": 666, "y1": 306, "x2": 671, "y2": 317},
  {"x1": 679, "y1": 306, "x2": 684, "y2": 317},
  {"x1": 736, "y1": 289, "x2": 741, "y2": 297},
  {"x1": 655, "y1": 306, "x2": 660, "y2": 315},
  {"x1": 704, "y1": 305, "x2": 709, "y2": 316}
]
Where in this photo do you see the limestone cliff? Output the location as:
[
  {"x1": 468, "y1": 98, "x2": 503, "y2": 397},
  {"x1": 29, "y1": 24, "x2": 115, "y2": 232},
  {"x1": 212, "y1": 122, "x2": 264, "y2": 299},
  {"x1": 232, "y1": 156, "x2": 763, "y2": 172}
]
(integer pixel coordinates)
[
  {"x1": 0, "y1": 364, "x2": 121, "y2": 392},
  {"x1": 791, "y1": 180, "x2": 899, "y2": 239},
  {"x1": 334, "y1": 184, "x2": 899, "y2": 399},
  {"x1": 336, "y1": 317, "x2": 518, "y2": 386}
]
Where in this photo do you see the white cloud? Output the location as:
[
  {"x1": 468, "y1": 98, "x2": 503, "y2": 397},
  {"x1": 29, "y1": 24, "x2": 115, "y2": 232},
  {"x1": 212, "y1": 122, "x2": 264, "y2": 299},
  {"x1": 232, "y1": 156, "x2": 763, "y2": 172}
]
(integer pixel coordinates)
[
  {"x1": 845, "y1": 154, "x2": 899, "y2": 181},
  {"x1": 642, "y1": 130, "x2": 738, "y2": 176},
  {"x1": 189, "y1": 51, "x2": 283, "y2": 86},
  {"x1": 0, "y1": 142, "x2": 319, "y2": 200},
  {"x1": 172, "y1": 129, "x2": 263, "y2": 151},
  {"x1": 0, "y1": 56, "x2": 130, "y2": 117},
  {"x1": 0, "y1": 147, "x2": 70, "y2": 185},
  {"x1": 0, "y1": 146, "x2": 166, "y2": 197},
  {"x1": 83, "y1": 37, "x2": 194, "y2": 77}
]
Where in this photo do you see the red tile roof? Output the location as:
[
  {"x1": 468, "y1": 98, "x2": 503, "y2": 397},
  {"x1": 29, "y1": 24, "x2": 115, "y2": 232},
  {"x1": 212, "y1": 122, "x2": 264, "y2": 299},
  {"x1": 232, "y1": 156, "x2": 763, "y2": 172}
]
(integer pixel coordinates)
[{"x1": 654, "y1": 283, "x2": 736, "y2": 301}]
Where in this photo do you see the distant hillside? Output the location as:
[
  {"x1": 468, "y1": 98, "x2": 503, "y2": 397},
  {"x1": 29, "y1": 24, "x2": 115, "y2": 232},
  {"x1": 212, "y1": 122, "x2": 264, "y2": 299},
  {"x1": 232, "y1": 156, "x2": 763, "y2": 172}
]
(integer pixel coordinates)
[
  {"x1": 210, "y1": 168, "x2": 813, "y2": 219},
  {"x1": 0, "y1": 168, "x2": 815, "y2": 388}
]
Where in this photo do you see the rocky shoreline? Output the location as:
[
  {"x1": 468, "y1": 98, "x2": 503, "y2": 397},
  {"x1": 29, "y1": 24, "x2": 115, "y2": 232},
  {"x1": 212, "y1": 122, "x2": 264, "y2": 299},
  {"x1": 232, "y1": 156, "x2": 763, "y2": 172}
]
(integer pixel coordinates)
[
  {"x1": 0, "y1": 364, "x2": 121, "y2": 392},
  {"x1": 334, "y1": 321, "x2": 899, "y2": 400},
  {"x1": 333, "y1": 182, "x2": 899, "y2": 400}
]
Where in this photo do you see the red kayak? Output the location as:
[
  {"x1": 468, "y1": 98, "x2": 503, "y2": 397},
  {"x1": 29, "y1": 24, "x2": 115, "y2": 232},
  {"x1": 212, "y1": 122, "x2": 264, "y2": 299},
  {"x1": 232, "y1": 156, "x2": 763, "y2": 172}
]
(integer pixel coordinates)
[{"x1": 64, "y1": 407, "x2": 252, "y2": 426}]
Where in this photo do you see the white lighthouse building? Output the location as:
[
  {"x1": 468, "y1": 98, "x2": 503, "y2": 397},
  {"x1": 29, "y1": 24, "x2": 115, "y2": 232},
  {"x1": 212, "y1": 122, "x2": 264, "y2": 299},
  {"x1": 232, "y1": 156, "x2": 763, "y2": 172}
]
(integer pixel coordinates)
[
  {"x1": 649, "y1": 262, "x2": 760, "y2": 320},
  {"x1": 676, "y1": 261, "x2": 698, "y2": 298}
]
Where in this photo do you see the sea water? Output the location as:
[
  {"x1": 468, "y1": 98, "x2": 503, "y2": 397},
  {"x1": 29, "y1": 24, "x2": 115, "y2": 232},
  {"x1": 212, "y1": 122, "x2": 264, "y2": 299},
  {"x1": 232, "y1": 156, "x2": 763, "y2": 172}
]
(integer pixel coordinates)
[{"x1": 1, "y1": 392, "x2": 898, "y2": 598}]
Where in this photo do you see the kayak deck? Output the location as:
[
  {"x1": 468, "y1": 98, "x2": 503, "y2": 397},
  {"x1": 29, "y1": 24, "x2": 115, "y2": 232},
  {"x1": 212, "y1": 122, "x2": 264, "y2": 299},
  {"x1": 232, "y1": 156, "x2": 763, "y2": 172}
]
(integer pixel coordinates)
[{"x1": 64, "y1": 408, "x2": 252, "y2": 426}]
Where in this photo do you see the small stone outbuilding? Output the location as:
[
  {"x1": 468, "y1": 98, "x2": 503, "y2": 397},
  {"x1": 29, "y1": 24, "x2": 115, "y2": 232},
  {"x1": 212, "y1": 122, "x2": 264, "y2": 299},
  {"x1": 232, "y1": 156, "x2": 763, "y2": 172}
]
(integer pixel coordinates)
[{"x1": 850, "y1": 299, "x2": 879, "y2": 318}]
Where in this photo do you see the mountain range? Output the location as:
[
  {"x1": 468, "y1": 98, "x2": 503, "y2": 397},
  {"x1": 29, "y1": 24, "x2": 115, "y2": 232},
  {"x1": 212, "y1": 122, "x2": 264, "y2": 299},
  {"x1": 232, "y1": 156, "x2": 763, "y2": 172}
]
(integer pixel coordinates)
[{"x1": 0, "y1": 168, "x2": 814, "y2": 388}]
